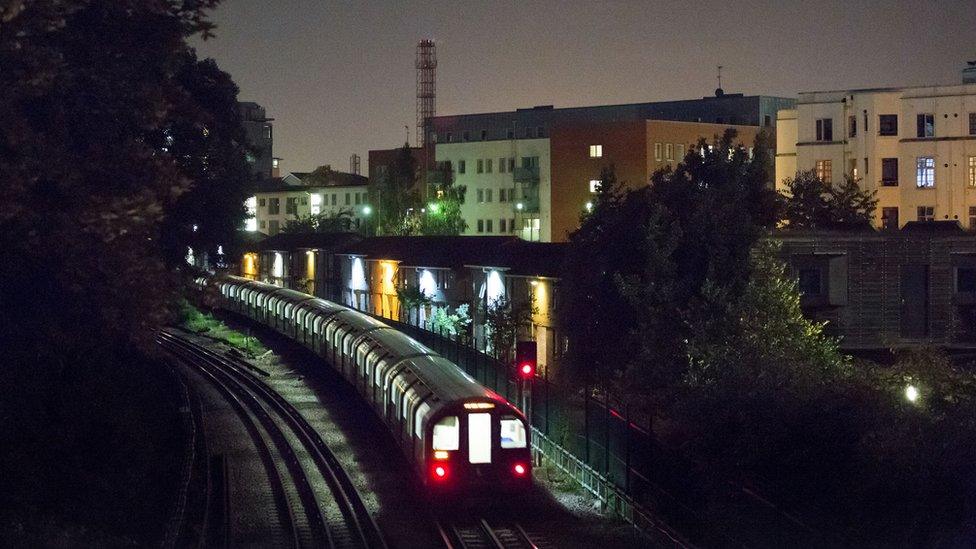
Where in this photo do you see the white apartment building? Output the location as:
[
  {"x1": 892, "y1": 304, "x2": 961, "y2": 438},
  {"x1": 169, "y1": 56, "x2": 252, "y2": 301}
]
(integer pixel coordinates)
[
  {"x1": 776, "y1": 69, "x2": 976, "y2": 229},
  {"x1": 247, "y1": 171, "x2": 370, "y2": 235},
  {"x1": 434, "y1": 139, "x2": 552, "y2": 241}
]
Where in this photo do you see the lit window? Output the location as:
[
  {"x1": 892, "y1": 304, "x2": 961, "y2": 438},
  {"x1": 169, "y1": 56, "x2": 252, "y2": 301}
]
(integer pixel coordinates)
[
  {"x1": 272, "y1": 158, "x2": 279, "y2": 168},
  {"x1": 676, "y1": 144, "x2": 685, "y2": 159},
  {"x1": 916, "y1": 157, "x2": 935, "y2": 188},
  {"x1": 589, "y1": 145, "x2": 603, "y2": 158},
  {"x1": 654, "y1": 142, "x2": 662, "y2": 161},
  {"x1": 917, "y1": 206, "x2": 935, "y2": 222},
  {"x1": 815, "y1": 159, "x2": 832, "y2": 184},
  {"x1": 500, "y1": 417, "x2": 527, "y2": 449},
  {"x1": 589, "y1": 179, "x2": 601, "y2": 193},
  {"x1": 665, "y1": 143, "x2": 674, "y2": 161},
  {"x1": 968, "y1": 157, "x2": 976, "y2": 188},
  {"x1": 432, "y1": 416, "x2": 459, "y2": 450}
]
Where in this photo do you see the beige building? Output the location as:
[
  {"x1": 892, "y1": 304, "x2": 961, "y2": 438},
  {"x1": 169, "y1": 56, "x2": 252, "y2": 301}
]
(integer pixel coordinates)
[
  {"x1": 776, "y1": 68, "x2": 976, "y2": 229},
  {"x1": 247, "y1": 170, "x2": 369, "y2": 235}
]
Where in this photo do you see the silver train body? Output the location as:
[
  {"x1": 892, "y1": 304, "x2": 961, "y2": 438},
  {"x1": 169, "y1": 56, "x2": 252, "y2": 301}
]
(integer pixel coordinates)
[{"x1": 215, "y1": 276, "x2": 532, "y2": 492}]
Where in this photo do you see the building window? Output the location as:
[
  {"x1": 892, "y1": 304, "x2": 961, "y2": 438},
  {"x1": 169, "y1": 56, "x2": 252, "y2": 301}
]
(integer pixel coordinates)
[
  {"x1": 498, "y1": 157, "x2": 507, "y2": 173},
  {"x1": 485, "y1": 189, "x2": 493, "y2": 202},
  {"x1": 654, "y1": 142, "x2": 662, "y2": 161},
  {"x1": 879, "y1": 114, "x2": 898, "y2": 136},
  {"x1": 477, "y1": 159, "x2": 484, "y2": 174},
  {"x1": 864, "y1": 157, "x2": 869, "y2": 175},
  {"x1": 676, "y1": 144, "x2": 685, "y2": 159},
  {"x1": 481, "y1": 129, "x2": 487, "y2": 140},
  {"x1": 258, "y1": 198, "x2": 266, "y2": 207},
  {"x1": 521, "y1": 156, "x2": 539, "y2": 168},
  {"x1": 477, "y1": 219, "x2": 484, "y2": 233},
  {"x1": 881, "y1": 158, "x2": 898, "y2": 186},
  {"x1": 764, "y1": 114, "x2": 772, "y2": 127},
  {"x1": 589, "y1": 145, "x2": 603, "y2": 158},
  {"x1": 345, "y1": 193, "x2": 351, "y2": 205},
  {"x1": 477, "y1": 189, "x2": 484, "y2": 203},
  {"x1": 970, "y1": 113, "x2": 976, "y2": 136},
  {"x1": 486, "y1": 219, "x2": 493, "y2": 233},
  {"x1": 354, "y1": 193, "x2": 361, "y2": 205},
  {"x1": 916, "y1": 113, "x2": 935, "y2": 137},
  {"x1": 848, "y1": 115, "x2": 857, "y2": 138},
  {"x1": 666, "y1": 143, "x2": 674, "y2": 161},
  {"x1": 259, "y1": 220, "x2": 266, "y2": 229},
  {"x1": 969, "y1": 156, "x2": 976, "y2": 188},
  {"x1": 916, "y1": 157, "x2": 935, "y2": 188},
  {"x1": 508, "y1": 157, "x2": 515, "y2": 171},
  {"x1": 331, "y1": 194, "x2": 337, "y2": 206},
  {"x1": 486, "y1": 159, "x2": 493, "y2": 173},
  {"x1": 863, "y1": 111, "x2": 868, "y2": 132},
  {"x1": 917, "y1": 206, "x2": 935, "y2": 222},
  {"x1": 882, "y1": 207, "x2": 899, "y2": 230},
  {"x1": 970, "y1": 206, "x2": 976, "y2": 229},
  {"x1": 815, "y1": 159, "x2": 832, "y2": 183},
  {"x1": 499, "y1": 187, "x2": 507, "y2": 202},
  {"x1": 446, "y1": 132, "x2": 453, "y2": 142},
  {"x1": 264, "y1": 125, "x2": 272, "y2": 139},
  {"x1": 268, "y1": 197, "x2": 280, "y2": 214},
  {"x1": 463, "y1": 130, "x2": 470, "y2": 141},
  {"x1": 285, "y1": 197, "x2": 297, "y2": 214},
  {"x1": 269, "y1": 219, "x2": 280, "y2": 235},
  {"x1": 509, "y1": 218, "x2": 515, "y2": 232},
  {"x1": 536, "y1": 126, "x2": 545, "y2": 138},
  {"x1": 458, "y1": 160, "x2": 466, "y2": 174},
  {"x1": 797, "y1": 268, "x2": 823, "y2": 296},
  {"x1": 589, "y1": 179, "x2": 601, "y2": 193},
  {"x1": 499, "y1": 219, "x2": 507, "y2": 233},
  {"x1": 815, "y1": 118, "x2": 833, "y2": 141}
]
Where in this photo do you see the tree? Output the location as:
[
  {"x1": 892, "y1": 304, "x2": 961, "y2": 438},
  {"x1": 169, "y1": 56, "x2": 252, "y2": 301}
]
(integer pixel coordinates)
[
  {"x1": 780, "y1": 170, "x2": 877, "y2": 230},
  {"x1": 415, "y1": 160, "x2": 467, "y2": 235},
  {"x1": 483, "y1": 297, "x2": 535, "y2": 361},
  {"x1": 369, "y1": 144, "x2": 418, "y2": 235},
  {"x1": 283, "y1": 209, "x2": 354, "y2": 233}
]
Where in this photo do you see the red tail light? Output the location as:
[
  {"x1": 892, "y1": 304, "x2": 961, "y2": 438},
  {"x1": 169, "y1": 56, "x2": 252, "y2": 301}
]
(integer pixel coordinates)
[
  {"x1": 513, "y1": 463, "x2": 527, "y2": 476},
  {"x1": 433, "y1": 465, "x2": 448, "y2": 480}
]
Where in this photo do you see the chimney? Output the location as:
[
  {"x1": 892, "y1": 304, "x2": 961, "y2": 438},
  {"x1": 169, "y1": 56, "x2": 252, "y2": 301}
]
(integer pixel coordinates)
[{"x1": 964, "y1": 61, "x2": 976, "y2": 84}]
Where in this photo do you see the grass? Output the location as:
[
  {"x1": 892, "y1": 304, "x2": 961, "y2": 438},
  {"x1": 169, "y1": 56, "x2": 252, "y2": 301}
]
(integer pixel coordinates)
[{"x1": 179, "y1": 301, "x2": 269, "y2": 357}]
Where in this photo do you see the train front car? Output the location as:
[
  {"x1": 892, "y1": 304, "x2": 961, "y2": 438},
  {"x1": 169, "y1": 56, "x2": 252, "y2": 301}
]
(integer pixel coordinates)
[{"x1": 415, "y1": 364, "x2": 532, "y2": 494}]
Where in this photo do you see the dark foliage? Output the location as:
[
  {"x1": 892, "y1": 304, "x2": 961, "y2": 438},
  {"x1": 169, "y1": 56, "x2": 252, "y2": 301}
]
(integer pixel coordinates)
[{"x1": 780, "y1": 170, "x2": 877, "y2": 230}]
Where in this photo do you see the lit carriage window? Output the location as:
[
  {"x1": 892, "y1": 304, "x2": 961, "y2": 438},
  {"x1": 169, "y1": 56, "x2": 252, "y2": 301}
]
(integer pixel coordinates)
[
  {"x1": 432, "y1": 416, "x2": 459, "y2": 450},
  {"x1": 500, "y1": 417, "x2": 527, "y2": 449}
]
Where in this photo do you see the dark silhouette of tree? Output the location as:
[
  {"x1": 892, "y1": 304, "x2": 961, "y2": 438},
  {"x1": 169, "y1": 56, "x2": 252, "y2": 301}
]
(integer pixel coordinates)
[
  {"x1": 369, "y1": 143, "x2": 418, "y2": 235},
  {"x1": 282, "y1": 209, "x2": 354, "y2": 233},
  {"x1": 781, "y1": 170, "x2": 877, "y2": 230}
]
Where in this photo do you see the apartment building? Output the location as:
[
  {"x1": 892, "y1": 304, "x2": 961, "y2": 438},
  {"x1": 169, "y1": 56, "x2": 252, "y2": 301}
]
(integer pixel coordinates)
[
  {"x1": 776, "y1": 67, "x2": 976, "y2": 229},
  {"x1": 247, "y1": 170, "x2": 369, "y2": 235},
  {"x1": 431, "y1": 92, "x2": 794, "y2": 242},
  {"x1": 549, "y1": 119, "x2": 762, "y2": 240},
  {"x1": 239, "y1": 101, "x2": 274, "y2": 179}
]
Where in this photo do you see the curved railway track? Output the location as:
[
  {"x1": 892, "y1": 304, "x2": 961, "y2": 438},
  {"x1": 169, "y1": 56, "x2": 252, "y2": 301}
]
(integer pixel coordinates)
[
  {"x1": 437, "y1": 519, "x2": 546, "y2": 549},
  {"x1": 158, "y1": 329, "x2": 386, "y2": 549}
]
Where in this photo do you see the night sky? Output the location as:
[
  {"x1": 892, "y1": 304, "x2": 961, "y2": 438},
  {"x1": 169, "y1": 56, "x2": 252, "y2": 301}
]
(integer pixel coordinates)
[{"x1": 192, "y1": 0, "x2": 976, "y2": 173}]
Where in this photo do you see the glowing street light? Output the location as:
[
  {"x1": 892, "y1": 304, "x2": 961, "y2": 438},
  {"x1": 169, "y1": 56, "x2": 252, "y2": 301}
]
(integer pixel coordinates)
[
  {"x1": 428, "y1": 202, "x2": 440, "y2": 214},
  {"x1": 905, "y1": 384, "x2": 919, "y2": 403},
  {"x1": 362, "y1": 205, "x2": 372, "y2": 216},
  {"x1": 516, "y1": 202, "x2": 524, "y2": 211},
  {"x1": 584, "y1": 201, "x2": 594, "y2": 212}
]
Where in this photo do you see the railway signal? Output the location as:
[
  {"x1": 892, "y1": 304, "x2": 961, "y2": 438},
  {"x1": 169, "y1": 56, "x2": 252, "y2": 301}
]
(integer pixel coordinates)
[{"x1": 515, "y1": 341, "x2": 536, "y2": 379}]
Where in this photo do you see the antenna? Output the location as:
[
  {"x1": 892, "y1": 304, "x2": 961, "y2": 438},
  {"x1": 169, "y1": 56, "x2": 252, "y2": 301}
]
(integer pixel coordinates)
[
  {"x1": 404, "y1": 125, "x2": 409, "y2": 145},
  {"x1": 416, "y1": 39, "x2": 437, "y2": 146},
  {"x1": 717, "y1": 65, "x2": 723, "y2": 89}
]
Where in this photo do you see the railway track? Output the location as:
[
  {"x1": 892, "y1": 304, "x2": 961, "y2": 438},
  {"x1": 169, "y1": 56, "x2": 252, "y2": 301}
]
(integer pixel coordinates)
[
  {"x1": 158, "y1": 329, "x2": 386, "y2": 549},
  {"x1": 438, "y1": 519, "x2": 547, "y2": 549}
]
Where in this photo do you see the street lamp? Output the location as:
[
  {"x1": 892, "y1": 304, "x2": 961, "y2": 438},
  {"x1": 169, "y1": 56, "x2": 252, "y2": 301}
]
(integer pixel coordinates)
[
  {"x1": 584, "y1": 201, "x2": 594, "y2": 212},
  {"x1": 428, "y1": 202, "x2": 440, "y2": 214},
  {"x1": 362, "y1": 205, "x2": 372, "y2": 216},
  {"x1": 905, "y1": 384, "x2": 919, "y2": 403},
  {"x1": 516, "y1": 202, "x2": 524, "y2": 211}
]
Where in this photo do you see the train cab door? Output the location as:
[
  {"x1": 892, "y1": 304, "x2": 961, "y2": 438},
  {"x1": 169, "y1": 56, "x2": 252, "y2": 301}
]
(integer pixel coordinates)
[{"x1": 467, "y1": 412, "x2": 493, "y2": 466}]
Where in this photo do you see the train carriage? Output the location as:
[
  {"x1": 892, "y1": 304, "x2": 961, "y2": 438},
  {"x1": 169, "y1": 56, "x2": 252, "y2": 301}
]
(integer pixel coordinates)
[{"x1": 214, "y1": 276, "x2": 531, "y2": 493}]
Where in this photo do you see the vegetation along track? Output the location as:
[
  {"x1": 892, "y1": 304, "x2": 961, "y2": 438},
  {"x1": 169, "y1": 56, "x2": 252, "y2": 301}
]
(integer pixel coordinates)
[
  {"x1": 158, "y1": 329, "x2": 386, "y2": 549},
  {"x1": 438, "y1": 519, "x2": 549, "y2": 549}
]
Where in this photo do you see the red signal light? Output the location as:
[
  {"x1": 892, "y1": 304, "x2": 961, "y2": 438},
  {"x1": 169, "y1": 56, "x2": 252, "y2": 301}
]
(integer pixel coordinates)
[
  {"x1": 516, "y1": 341, "x2": 537, "y2": 378},
  {"x1": 433, "y1": 465, "x2": 448, "y2": 480},
  {"x1": 520, "y1": 362, "x2": 534, "y2": 377},
  {"x1": 513, "y1": 463, "x2": 527, "y2": 476}
]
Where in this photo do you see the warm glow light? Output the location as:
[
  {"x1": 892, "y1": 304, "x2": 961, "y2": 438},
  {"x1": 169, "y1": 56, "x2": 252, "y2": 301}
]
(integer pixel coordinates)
[
  {"x1": 463, "y1": 402, "x2": 495, "y2": 410},
  {"x1": 434, "y1": 450, "x2": 449, "y2": 460},
  {"x1": 905, "y1": 384, "x2": 919, "y2": 403},
  {"x1": 584, "y1": 201, "x2": 594, "y2": 212},
  {"x1": 513, "y1": 463, "x2": 527, "y2": 476}
]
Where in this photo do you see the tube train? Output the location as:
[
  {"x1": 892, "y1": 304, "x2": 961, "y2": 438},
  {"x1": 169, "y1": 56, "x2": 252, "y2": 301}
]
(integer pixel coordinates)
[{"x1": 214, "y1": 275, "x2": 532, "y2": 493}]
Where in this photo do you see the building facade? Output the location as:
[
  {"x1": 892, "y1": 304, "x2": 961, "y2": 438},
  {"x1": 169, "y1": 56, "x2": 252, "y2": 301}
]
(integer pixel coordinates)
[
  {"x1": 549, "y1": 119, "x2": 762, "y2": 241},
  {"x1": 239, "y1": 101, "x2": 274, "y2": 180},
  {"x1": 776, "y1": 72, "x2": 976, "y2": 230},
  {"x1": 248, "y1": 171, "x2": 370, "y2": 235},
  {"x1": 431, "y1": 92, "x2": 794, "y2": 242}
]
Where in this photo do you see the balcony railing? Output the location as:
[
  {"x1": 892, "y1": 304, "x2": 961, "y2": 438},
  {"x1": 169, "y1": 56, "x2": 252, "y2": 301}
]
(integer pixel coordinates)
[{"x1": 513, "y1": 166, "x2": 540, "y2": 183}]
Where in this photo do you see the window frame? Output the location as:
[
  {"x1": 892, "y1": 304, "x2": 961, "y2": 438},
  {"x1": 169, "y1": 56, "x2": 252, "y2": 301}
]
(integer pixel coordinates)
[
  {"x1": 881, "y1": 157, "x2": 898, "y2": 186},
  {"x1": 878, "y1": 114, "x2": 898, "y2": 136},
  {"x1": 916, "y1": 113, "x2": 935, "y2": 138},
  {"x1": 589, "y1": 144, "x2": 603, "y2": 158},
  {"x1": 915, "y1": 156, "x2": 935, "y2": 188},
  {"x1": 815, "y1": 118, "x2": 833, "y2": 141}
]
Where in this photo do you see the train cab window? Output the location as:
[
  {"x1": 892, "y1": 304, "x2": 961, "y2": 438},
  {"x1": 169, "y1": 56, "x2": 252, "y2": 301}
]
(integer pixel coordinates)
[
  {"x1": 432, "y1": 416, "x2": 459, "y2": 450},
  {"x1": 500, "y1": 417, "x2": 527, "y2": 449}
]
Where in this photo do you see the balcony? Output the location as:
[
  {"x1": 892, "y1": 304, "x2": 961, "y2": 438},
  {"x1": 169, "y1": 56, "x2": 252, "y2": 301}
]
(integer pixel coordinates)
[
  {"x1": 513, "y1": 184, "x2": 540, "y2": 214},
  {"x1": 513, "y1": 166, "x2": 540, "y2": 184}
]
